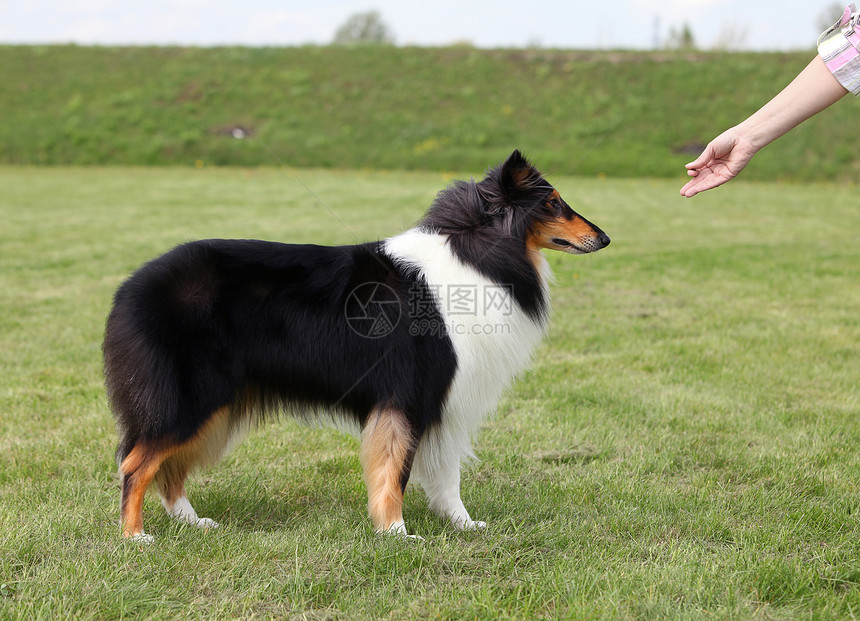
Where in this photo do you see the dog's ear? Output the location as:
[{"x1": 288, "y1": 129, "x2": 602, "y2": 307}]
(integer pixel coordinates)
[{"x1": 500, "y1": 150, "x2": 540, "y2": 197}]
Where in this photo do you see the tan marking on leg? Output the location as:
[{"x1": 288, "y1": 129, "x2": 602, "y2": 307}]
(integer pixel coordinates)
[
  {"x1": 360, "y1": 407, "x2": 415, "y2": 532},
  {"x1": 120, "y1": 442, "x2": 177, "y2": 537},
  {"x1": 121, "y1": 407, "x2": 244, "y2": 537},
  {"x1": 154, "y1": 407, "x2": 236, "y2": 507}
]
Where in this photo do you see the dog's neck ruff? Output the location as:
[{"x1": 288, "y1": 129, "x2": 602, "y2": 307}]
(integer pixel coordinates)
[
  {"x1": 384, "y1": 228, "x2": 551, "y2": 338},
  {"x1": 384, "y1": 229, "x2": 550, "y2": 472}
]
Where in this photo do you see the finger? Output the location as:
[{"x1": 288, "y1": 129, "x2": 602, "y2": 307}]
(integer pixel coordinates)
[
  {"x1": 685, "y1": 146, "x2": 715, "y2": 170},
  {"x1": 680, "y1": 169, "x2": 717, "y2": 197},
  {"x1": 680, "y1": 175, "x2": 701, "y2": 196},
  {"x1": 680, "y1": 180, "x2": 700, "y2": 197},
  {"x1": 681, "y1": 171, "x2": 728, "y2": 197},
  {"x1": 681, "y1": 182, "x2": 706, "y2": 198}
]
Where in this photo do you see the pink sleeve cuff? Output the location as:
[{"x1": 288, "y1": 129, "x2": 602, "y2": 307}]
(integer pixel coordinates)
[{"x1": 818, "y1": 4, "x2": 860, "y2": 95}]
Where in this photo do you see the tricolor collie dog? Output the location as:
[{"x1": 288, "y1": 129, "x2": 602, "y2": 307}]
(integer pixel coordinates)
[{"x1": 104, "y1": 150, "x2": 610, "y2": 541}]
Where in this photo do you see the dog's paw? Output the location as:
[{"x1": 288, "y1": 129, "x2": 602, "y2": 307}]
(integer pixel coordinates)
[
  {"x1": 450, "y1": 517, "x2": 487, "y2": 531},
  {"x1": 191, "y1": 517, "x2": 220, "y2": 531},
  {"x1": 127, "y1": 532, "x2": 155, "y2": 545},
  {"x1": 377, "y1": 522, "x2": 425, "y2": 542}
]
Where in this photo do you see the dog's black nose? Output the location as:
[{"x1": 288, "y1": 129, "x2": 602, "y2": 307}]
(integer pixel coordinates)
[{"x1": 598, "y1": 232, "x2": 611, "y2": 247}]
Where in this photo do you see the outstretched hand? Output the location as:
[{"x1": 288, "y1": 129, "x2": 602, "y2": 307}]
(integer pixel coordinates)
[
  {"x1": 680, "y1": 56, "x2": 848, "y2": 198},
  {"x1": 680, "y1": 129, "x2": 759, "y2": 198}
]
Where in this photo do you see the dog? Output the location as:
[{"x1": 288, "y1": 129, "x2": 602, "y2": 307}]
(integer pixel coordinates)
[{"x1": 104, "y1": 150, "x2": 610, "y2": 542}]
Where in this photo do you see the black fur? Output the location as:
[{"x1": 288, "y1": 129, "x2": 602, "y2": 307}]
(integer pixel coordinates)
[
  {"x1": 105, "y1": 239, "x2": 456, "y2": 462},
  {"x1": 103, "y1": 150, "x2": 609, "y2": 526}
]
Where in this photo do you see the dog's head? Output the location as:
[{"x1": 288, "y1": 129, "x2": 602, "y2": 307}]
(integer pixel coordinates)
[
  {"x1": 418, "y1": 151, "x2": 608, "y2": 317},
  {"x1": 421, "y1": 150, "x2": 609, "y2": 258},
  {"x1": 478, "y1": 150, "x2": 610, "y2": 255}
]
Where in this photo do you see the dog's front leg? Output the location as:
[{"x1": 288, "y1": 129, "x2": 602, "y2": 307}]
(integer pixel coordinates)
[
  {"x1": 360, "y1": 407, "x2": 421, "y2": 539},
  {"x1": 422, "y1": 459, "x2": 486, "y2": 531}
]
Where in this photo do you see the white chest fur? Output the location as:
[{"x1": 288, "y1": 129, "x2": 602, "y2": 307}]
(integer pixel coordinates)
[{"x1": 384, "y1": 229, "x2": 550, "y2": 472}]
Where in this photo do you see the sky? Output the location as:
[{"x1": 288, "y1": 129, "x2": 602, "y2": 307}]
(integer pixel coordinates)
[{"x1": 0, "y1": 1, "x2": 847, "y2": 51}]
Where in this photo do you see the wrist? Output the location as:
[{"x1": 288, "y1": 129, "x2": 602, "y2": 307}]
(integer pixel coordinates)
[{"x1": 724, "y1": 124, "x2": 766, "y2": 154}]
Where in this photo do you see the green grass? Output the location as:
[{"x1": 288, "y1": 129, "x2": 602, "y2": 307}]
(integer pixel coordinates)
[
  {"x1": 3, "y1": 45, "x2": 860, "y2": 182},
  {"x1": 1, "y1": 166, "x2": 860, "y2": 619}
]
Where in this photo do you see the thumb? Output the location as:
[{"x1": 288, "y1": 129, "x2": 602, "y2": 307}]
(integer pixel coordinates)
[{"x1": 685, "y1": 144, "x2": 714, "y2": 170}]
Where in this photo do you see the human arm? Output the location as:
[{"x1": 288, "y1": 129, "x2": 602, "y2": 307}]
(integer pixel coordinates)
[{"x1": 680, "y1": 55, "x2": 848, "y2": 198}]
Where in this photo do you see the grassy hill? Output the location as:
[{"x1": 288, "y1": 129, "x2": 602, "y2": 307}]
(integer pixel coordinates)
[{"x1": 2, "y1": 44, "x2": 858, "y2": 180}]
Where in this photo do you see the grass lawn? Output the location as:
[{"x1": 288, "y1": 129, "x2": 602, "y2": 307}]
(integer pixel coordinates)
[{"x1": 1, "y1": 166, "x2": 859, "y2": 619}]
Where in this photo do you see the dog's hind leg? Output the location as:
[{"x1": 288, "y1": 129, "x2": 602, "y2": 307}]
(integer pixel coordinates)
[
  {"x1": 156, "y1": 459, "x2": 219, "y2": 531},
  {"x1": 155, "y1": 406, "x2": 239, "y2": 531},
  {"x1": 119, "y1": 442, "x2": 177, "y2": 543},
  {"x1": 360, "y1": 407, "x2": 420, "y2": 539}
]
